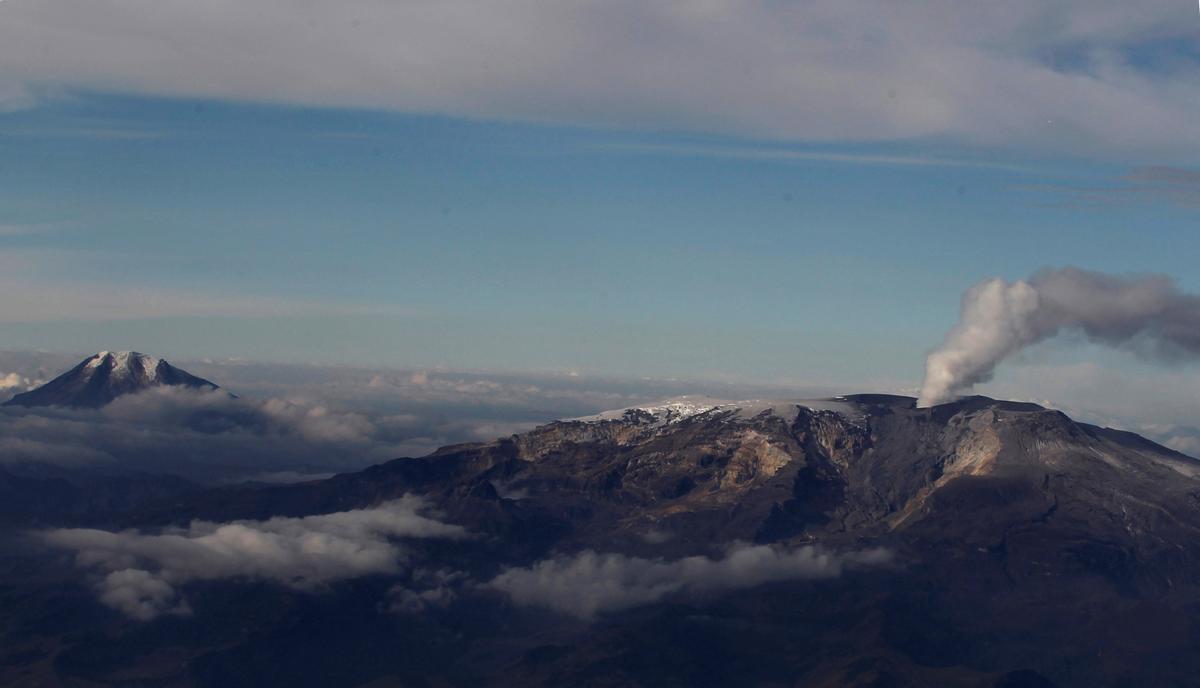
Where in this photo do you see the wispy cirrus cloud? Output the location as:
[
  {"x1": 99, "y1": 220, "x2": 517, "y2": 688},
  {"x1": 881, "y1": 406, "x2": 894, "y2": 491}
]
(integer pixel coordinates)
[
  {"x1": 1019, "y1": 166, "x2": 1200, "y2": 209},
  {"x1": 0, "y1": 223, "x2": 68, "y2": 237},
  {"x1": 0, "y1": 281, "x2": 410, "y2": 323},
  {"x1": 1123, "y1": 167, "x2": 1200, "y2": 207},
  {"x1": 591, "y1": 142, "x2": 1036, "y2": 172},
  {"x1": 0, "y1": 125, "x2": 164, "y2": 140},
  {"x1": 0, "y1": 1, "x2": 1197, "y2": 157},
  {"x1": 0, "y1": 250, "x2": 413, "y2": 323}
]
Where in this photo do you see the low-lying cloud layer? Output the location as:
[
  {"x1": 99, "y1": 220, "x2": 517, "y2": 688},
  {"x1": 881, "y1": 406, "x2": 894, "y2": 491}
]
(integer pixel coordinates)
[
  {"x1": 44, "y1": 496, "x2": 466, "y2": 620},
  {"x1": 919, "y1": 267, "x2": 1200, "y2": 407},
  {"x1": 0, "y1": 386, "x2": 423, "y2": 478},
  {"x1": 0, "y1": 352, "x2": 827, "y2": 481},
  {"x1": 487, "y1": 544, "x2": 892, "y2": 619}
]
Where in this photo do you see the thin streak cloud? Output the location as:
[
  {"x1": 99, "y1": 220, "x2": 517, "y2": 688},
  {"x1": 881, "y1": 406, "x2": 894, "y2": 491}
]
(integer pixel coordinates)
[
  {"x1": 0, "y1": 252, "x2": 415, "y2": 323},
  {"x1": 593, "y1": 142, "x2": 1037, "y2": 172}
]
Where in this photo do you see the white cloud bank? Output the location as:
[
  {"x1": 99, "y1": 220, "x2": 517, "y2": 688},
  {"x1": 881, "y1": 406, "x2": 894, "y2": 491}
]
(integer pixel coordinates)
[
  {"x1": 0, "y1": 1, "x2": 1197, "y2": 156},
  {"x1": 0, "y1": 385, "x2": 425, "y2": 475},
  {"x1": 44, "y1": 496, "x2": 467, "y2": 620},
  {"x1": 487, "y1": 543, "x2": 892, "y2": 619}
]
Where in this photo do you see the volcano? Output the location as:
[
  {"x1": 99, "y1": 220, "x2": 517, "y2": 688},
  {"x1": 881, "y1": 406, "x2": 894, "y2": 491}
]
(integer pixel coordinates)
[
  {"x1": 6, "y1": 392, "x2": 1200, "y2": 687},
  {"x1": 2, "y1": 351, "x2": 220, "y2": 409}
]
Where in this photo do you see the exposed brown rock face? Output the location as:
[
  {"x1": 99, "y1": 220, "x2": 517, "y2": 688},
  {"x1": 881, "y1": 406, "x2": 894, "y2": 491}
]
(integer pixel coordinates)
[
  {"x1": 141, "y1": 393, "x2": 1200, "y2": 561},
  {"x1": 472, "y1": 395, "x2": 1199, "y2": 555},
  {"x1": 76, "y1": 393, "x2": 1200, "y2": 688}
]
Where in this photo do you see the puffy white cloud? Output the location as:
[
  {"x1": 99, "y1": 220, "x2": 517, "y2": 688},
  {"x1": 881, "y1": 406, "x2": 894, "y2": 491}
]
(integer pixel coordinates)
[
  {"x1": 0, "y1": 371, "x2": 42, "y2": 393},
  {"x1": 0, "y1": 1, "x2": 1196, "y2": 156},
  {"x1": 388, "y1": 569, "x2": 466, "y2": 614},
  {"x1": 44, "y1": 496, "x2": 467, "y2": 620},
  {"x1": 389, "y1": 585, "x2": 457, "y2": 615},
  {"x1": 487, "y1": 543, "x2": 892, "y2": 619},
  {"x1": 97, "y1": 569, "x2": 192, "y2": 622}
]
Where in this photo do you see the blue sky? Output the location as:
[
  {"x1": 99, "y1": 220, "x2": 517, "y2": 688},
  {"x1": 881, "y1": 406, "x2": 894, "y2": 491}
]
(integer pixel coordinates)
[
  {"x1": 0, "y1": 1, "x2": 1198, "y2": 394},
  {"x1": 2, "y1": 93, "x2": 1198, "y2": 386}
]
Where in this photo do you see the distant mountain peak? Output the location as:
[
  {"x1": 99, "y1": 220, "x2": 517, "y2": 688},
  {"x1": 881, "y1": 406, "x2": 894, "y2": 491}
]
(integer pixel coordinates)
[{"x1": 3, "y1": 351, "x2": 220, "y2": 409}]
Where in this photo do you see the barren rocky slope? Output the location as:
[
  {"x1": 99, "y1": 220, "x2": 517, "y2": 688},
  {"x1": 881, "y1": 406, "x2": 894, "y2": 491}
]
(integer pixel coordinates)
[{"x1": 5, "y1": 393, "x2": 1200, "y2": 687}]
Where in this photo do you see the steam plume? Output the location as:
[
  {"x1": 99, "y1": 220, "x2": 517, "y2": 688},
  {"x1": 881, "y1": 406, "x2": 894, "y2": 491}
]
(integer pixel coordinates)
[{"x1": 918, "y1": 267, "x2": 1200, "y2": 407}]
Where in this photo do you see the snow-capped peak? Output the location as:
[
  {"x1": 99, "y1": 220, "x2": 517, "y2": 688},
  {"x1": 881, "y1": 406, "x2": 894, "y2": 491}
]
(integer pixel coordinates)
[
  {"x1": 569, "y1": 395, "x2": 863, "y2": 426},
  {"x1": 4, "y1": 351, "x2": 220, "y2": 409},
  {"x1": 85, "y1": 351, "x2": 164, "y2": 382},
  {"x1": 569, "y1": 395, "x2": 728, "y2": 424}
]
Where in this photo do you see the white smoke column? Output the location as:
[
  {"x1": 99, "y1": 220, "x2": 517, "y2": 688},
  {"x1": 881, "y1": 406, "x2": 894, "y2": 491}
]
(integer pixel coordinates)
[
  {"x1": 917, "y1": 278, "x2": 1040, "y2": 407},
  {"x1": 918, "y1": 267, "x2": 1200, "y2": 407}
]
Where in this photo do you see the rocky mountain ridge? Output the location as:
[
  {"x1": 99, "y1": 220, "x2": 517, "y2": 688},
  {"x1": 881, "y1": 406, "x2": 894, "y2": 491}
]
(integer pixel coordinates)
[
  {"x1": 137, "y1": 392, "x2": 1200, "y2": 570},
  {"x1": 6, "y1": 392, "x2": 1200, "y2": 686}
]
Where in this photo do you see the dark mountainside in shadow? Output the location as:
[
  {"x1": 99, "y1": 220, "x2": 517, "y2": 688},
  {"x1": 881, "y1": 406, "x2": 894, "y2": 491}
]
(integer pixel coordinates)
[{"x1": 3, "y1": 393, "x2": 1200, "y2": 686}]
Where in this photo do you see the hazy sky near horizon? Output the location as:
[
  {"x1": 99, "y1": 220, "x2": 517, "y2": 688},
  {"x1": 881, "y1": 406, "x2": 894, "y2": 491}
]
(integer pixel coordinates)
[{"x1": 1, "y1": 0, "x2": 1199, "y2": 393}]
